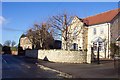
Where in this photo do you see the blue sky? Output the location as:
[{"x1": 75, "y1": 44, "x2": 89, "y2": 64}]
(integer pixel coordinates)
[
  {"x1": 1, "y1": 2, "x2": 118, "y2": 45},
  {"x1": 2, "y1": 0, "x2": 120, "y2": 2}
]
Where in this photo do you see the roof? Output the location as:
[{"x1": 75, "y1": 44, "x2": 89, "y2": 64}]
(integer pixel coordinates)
[
  {"x1": 83, "y1": 8, "x2": 120, "y2": 26},
  {"x1": 20, "y1": 34, "x2": 26, "y2": 38},
  {"x1": 91, "y1": 37, "x2": 104, "y2": 43}
]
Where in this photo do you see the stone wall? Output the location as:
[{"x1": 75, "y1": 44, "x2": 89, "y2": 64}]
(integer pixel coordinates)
[
  {"x1": 25, "y1": 50, "x2": 86, "y2": 63},
  {"x1": 25, "y1": 50, "x2": 38, "y2": 58},
  {"x1": 11, "y1": 51, "x2": 18, "y2": 55}
]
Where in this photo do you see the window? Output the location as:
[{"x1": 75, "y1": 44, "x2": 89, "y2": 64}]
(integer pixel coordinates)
[
  {"x1": 93, "y1": 43, "x2": 97, "y2": 51},
  {"x1": 93, "y1": 28, "x2": 96, "y2": 35},
  {"x1": 100, "y1": 28, "x2": 104, "y2": 34},
  {"x1": 99, "y1": 42, "x2": 103, "y2": 51},
  {"x1": 72, "y1": 43, "x2": 78, "y2": 50},
  {"x1": 73, "y1": 26, "x2": 78, "y2": 39},
  {"x1": 93, "y1": 42, "x2": 103, "y2": 51}
]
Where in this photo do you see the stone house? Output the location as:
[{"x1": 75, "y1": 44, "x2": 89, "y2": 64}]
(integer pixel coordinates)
[
  {"x1": 19, "y1": 34, "x2": 60, "y2": 50},
  {"x1": 19, "y1": 34, "x2": 32, "y2": 50},
  {"x1": 62, "y1": 16, "x2": 88, "y2": 51}
]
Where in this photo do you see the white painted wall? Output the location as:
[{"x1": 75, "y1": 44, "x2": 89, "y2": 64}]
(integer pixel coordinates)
[{"x1": 87, "y1": 23, "x2": 111, "y2": 60}]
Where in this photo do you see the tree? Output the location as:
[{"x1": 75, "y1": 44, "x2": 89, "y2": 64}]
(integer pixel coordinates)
[
  {"x1": 48, "y1": 13, "x2": 74, "y2": 50},
  {"x1": 2, "y1": 46, "x2": 11, "y2": 54},
  {"x1": 110, "y1": 43, "x2": 119, "y2": 58},
  {"x1": 26, "y1": 23, "x2": 54, "y2": 49},
  {"x1": 4, "y1": 40, "x2": 11, "y2": 47},
  {"x1": 33, "y1": 23, "x2": 53, "y2": 49},
  {"x1": 11, "y1": 40, "x2": 16, "y2": 47},
  {"x1": 26, "y1": 28, "x2": 37, "y2": 49},
  {"x1": 0, "y1": 43, "x2": 2, "y2": 52},
  {"x1": 48, "y1": 13, "x2": 86, "y2": 50}
]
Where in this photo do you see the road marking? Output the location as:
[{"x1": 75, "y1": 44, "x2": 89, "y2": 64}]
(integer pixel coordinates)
[
  {"x1": 36, "y1": 63, "x2": 72, "y2": 78},
  {"x1": 21, "y1": 63, "x2": 31, "y2": 69},
  {"x1": 2, "y1": 57, "x2": 8, "y2": 64}
]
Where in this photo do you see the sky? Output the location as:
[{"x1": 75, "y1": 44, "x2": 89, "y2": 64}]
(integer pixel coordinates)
[
  {"x1": 1, "y1": 2, "x2": 119, "y2": 45},
  {"x1": 2, "y1": 0, "x2": 120, "y2": 2}
]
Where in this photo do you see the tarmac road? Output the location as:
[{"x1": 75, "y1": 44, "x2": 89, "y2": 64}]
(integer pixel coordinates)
[
  {"x1": 1, "y1": 54, "x2": 64, "y2": 79},
  {"x1": 1, "y1": 54, "x2": 119, "y2": 80}
]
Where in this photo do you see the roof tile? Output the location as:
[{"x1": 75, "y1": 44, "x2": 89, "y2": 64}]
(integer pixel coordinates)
[{"x1": 83, "y1": 8, "x2": 120, "y2": 26}]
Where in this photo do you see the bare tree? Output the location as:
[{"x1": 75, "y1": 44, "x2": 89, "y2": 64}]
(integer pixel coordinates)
[
  {"x1": 34, "y1": 23, "x2": 54, "y2": 49},
  {"x1": 26, "y1": 28, "x2": 37, "y2": 49},
  {"x1": 26, "y1": 23, "x2": 54, "y2": 49},
  {"x1": 48, "y1": 13, "x2": 86, "y2": 50},
  {"x1": 48, "y1": 13, "x2": 74, "y2": 50},
  {"x1": 11, "y1": 40, "x2": 16, "y2": 47},
  {"x1": 4, "y1": 40, "x2": 11, "y2": 47}
]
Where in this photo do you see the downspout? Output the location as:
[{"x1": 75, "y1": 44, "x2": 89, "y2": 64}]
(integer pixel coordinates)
[{"x1": 107, "y1": 23, "x2": 110, "y2": 58}]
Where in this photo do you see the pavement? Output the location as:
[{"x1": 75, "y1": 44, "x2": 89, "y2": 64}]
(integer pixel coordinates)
[{"x1": 37, "y1": 58, "x2": 120, "y2": 79}]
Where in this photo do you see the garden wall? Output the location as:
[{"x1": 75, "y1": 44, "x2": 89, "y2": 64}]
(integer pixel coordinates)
[{"x1": 25, "y1": 50, "x2": 86, "y2": 63}]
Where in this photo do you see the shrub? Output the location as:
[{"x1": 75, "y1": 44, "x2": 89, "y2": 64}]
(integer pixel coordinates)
[
  {"x1": 110, "y1": 43, "x2": 119, "y2": 57},
  {"x1": 11, "y1": 47, "x2": 18, "y2": 51}
]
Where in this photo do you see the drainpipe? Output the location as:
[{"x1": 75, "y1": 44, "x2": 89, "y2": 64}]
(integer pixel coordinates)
[{"x1": 107, "y1": 23, "x2": 110, "y2": 58}]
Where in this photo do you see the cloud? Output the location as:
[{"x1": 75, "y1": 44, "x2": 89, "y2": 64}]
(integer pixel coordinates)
[
  {"x1": 0, "y1": 16, "x2": 25, "y2": 32},
  {"x1": 0, "y1": 16, "x2": 6, "y2": 25}
]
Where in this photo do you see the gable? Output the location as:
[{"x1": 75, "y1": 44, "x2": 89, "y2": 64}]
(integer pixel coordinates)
[{"x1": 69, "y1": 16, "x2": 85, "y2": 31}]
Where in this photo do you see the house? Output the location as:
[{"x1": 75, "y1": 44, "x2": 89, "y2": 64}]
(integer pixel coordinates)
[
  {"x1": 84, "y1": 8, "x2": 120, "y2": 59},
  {"x1": 62, "y1": 8, "x2": 120, "y2": 61},
  {"x1": 19, "y1": 34, "x2": 60, "y2": 50},
  {"x1": 19, "y1": 34, "x2": 32, "y2": 50},
  {"x1": 111, "y1": 11, "x2": 120, "y2": 46},
  {"x1": 62, "y1": 16, "x2": 88, "y2": 51}
]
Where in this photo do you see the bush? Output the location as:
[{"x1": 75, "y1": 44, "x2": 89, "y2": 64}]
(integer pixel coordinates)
[
  {"x1": 0, "y1": 46, "x2": 2, "y2": 51},
  {"x1": 2, "y1": 46, "x2": 11, "y2": 54},
  {"x1": 110, "y1": 43, "x2": 119, "y2": 58},
  {"x1": 11, "y1": 47, "x2": 18, "y2": 51}
]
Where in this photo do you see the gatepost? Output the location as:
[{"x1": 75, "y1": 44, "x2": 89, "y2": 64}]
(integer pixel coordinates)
[{"x1": 87, "y1": 44, "x2": 92, "y2": 63}]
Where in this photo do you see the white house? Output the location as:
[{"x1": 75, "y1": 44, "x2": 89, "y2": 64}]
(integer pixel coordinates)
[
  {"x1": 61, "y1": 8, "x2": 120, "y2": 63},
  {"x1": 83, "y1": 8, "x2": 119, "y2": 63}
]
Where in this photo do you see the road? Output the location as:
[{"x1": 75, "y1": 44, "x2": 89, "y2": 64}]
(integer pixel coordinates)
[
  {"x1": 1, "y1": 54, "x2": 64, "y2": 79},
  {"x1": 1, "y1": 54, "x2": 119, "y2": 79}
]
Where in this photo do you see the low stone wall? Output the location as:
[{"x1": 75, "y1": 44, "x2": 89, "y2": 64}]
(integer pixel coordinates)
[
  {"x1": 11, "y1": 51, "x2": 18, "y2": 55},
  {"x1": 25, "y1": 50, "x2": 38, "y2": 58},
  {"x1": 25, "y1": 50, "x2": 86, "y2": 63}
]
